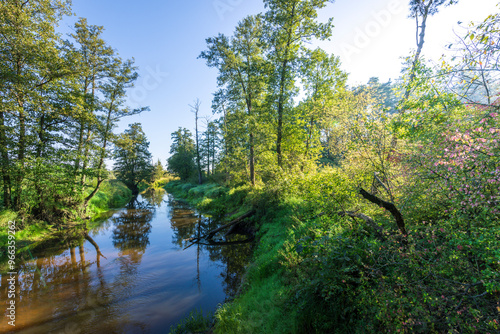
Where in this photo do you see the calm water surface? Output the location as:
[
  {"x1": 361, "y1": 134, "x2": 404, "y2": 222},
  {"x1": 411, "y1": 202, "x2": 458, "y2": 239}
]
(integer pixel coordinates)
[{"x1": 0, "y1": 190, "x2": 252, "y2": 334}]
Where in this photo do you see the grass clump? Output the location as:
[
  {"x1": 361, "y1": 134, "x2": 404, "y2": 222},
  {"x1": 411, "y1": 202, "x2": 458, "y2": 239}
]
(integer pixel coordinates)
[{"x1": 169, "y1": 309, "x2": 213, "y2": 334}]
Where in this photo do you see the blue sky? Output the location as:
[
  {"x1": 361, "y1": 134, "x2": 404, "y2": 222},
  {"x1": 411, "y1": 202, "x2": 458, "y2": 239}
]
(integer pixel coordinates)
[{"x1": 59, "y1": 0, "x2": 499, "y2": 165}]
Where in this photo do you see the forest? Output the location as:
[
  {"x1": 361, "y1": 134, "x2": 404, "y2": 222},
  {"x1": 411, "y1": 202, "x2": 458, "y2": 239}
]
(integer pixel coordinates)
[{"x1": 1, "y1": 0, "x2": 499, "y2": 333}]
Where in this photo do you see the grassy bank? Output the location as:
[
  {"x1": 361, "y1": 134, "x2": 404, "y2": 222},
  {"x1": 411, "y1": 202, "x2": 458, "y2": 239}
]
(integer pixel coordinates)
[
  {"x1": 166, "y1": 170, "x2": 500, "y2": 334},
  {"x1": 0, "y1": 179, "x2": 133, "y2": 261}
]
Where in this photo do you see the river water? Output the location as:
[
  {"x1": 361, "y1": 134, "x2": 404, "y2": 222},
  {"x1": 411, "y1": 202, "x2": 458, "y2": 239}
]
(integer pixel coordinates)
[{"x1": 0, "y1": 190, "x2": 252, "y2": 334}]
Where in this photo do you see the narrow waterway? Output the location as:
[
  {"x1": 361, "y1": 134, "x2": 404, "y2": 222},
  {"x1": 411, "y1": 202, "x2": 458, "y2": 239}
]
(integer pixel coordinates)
[{"x1": 0, "y1": 190, "x2": 252, "y2": 334}]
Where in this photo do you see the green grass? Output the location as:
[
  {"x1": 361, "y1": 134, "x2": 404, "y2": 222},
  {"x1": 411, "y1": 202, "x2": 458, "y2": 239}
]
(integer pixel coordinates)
[
  {"x1": 87, "y1": 179, "x2": 133, "y2": 216},
  {"x1": 168, "y1": 309, "x2": 213, "y2": 334},
  {"x1": 0, "y1": 210, "x2": 54, "y2": 261}
]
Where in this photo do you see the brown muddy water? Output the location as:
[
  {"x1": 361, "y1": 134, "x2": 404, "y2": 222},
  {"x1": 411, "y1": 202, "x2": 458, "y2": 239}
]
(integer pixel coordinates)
[{"x1": 0, "y1": 190, "x2": 253, "y2": 334}]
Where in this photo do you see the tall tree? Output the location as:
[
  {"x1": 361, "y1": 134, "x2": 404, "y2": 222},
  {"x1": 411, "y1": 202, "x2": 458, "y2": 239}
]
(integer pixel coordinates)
[
  {"x1": 84, "y1": 59, "x2": 148, "y2": 205},
  {"x1": 68, "y1": 18, "x2": 115, "y2": 191},
  {"x1": 299, "y1": 48, "x2": 346, "y2": 165},
  {"x1": 200, "y1": 15, "x2": 267, "y2": 185},
  {"x1": 263, "y1": 0, "x2": 334, "y2": 167},
  {"x1": 0, "y1": 0, "x2": 72, "y2": 210},
  {"x1": 113, "y1": 123, "x2": 153, "y2": 196}
]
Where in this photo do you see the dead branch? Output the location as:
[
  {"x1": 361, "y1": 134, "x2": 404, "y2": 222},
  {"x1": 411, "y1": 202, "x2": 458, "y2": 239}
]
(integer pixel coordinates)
[
  {"x1": 205, "y1": 210, "x2": 255, "y2": 240},
  {"x1": 359, "y1": 188, "x2": 406, "y2": 235},
  {"x1": 338, "y1": 210, "x2": 385, "y2": 240},
  {"x1": 184, "y1": 210, "x2": 256, "y2": 249}
]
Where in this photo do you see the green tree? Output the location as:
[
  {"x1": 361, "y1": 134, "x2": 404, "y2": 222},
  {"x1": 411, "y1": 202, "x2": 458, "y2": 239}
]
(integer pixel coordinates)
[
  {"x1": 0, "y1": 0, "x2": 72, "y2": 210},
  {"x1": 298, "y1": 48, "x2": 346, "y2": 167},
  {"x1": 67, "y1": 18, "x2": 115, "y2": 192},
  {"x1": 263, "y1": 0, "x2": 334, "y2": 167},
  {"x1": 84, "y1": 59, "x2": 148, "y2": 205},
  {"x1": 200, "y1": 15, "x2": 267, "y2": 185},
  {"x1": 113, "y1": 123, "x2": 153, "y2": 195},
  {"x1": 151, "y1": 159, "x2": 166, "y2": 181},
  {"x1": 167, "y1": 128, "x2": 197, "y2": 181}
]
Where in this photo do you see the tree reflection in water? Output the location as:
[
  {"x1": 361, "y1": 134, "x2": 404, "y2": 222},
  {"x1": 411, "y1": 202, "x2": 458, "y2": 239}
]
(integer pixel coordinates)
[
  {"x1": 166, "y1": 194, "x2": 254, "y2": 299},
  {"x1": 142, "y1": 187, "x2": 166, "y2": 207},
  {"x1": 0, "y1": 192, "x2": 253, "y2": 333},
  {"x1": 112, "y1": 196, "x2": 155, "y2": 266}
]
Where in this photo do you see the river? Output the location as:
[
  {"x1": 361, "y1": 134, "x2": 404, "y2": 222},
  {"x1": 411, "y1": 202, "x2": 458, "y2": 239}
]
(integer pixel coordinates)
[{"x1": 0, "y1": 189, "x2": 253, "y2": 334}]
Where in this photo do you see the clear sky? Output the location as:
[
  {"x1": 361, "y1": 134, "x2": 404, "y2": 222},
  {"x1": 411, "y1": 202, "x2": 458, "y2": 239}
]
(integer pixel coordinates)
[{"x1": 59, "y1": 0, "x2": 499, "y2": 165}]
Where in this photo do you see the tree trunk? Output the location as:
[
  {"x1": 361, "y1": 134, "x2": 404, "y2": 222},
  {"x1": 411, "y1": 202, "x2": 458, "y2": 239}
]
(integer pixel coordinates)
[
  {"x1": 249, "y1": 132, "x2": 255, "y2": 186},
  {"x1": 404, "y1": 1, "x2": 432, "y2": 101},
  {"x1": 13, "y1": 107, "x2": 26, "y2": 210},
  {"x1": 0, "y1": 110, "x2": 12, "y2": 208},
  {"x1": 276, "y1": 57, "x2": 288, "y2": 168},
  {"x1": 275, "y1": 2, "x2": 296, "y2": 168},
  {"x1": 84, "y1": 91, "x2": 117, "y2": 206},
  {"x1": 73, "y1": 119, "x2": 85, "y2": 193},
  {"x1": 191, "y1": 99, "x2": 203, "y2": 184}
]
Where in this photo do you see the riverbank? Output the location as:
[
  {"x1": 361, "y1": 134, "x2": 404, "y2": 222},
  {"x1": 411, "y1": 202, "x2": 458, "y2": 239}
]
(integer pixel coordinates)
[
  {"x1": 0, "y1": 179, "x2": 133, "y2": 265},
  {"x1": 166, "y1": 172, "x2": 500, "y2": 334}
]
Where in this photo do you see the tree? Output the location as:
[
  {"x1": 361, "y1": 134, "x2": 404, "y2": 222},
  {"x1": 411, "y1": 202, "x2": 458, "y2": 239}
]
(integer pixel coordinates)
[
  {"x1": 84, "y1": 58, "x2": 148, "y2": 205},
  {"x1": 298, "y1": 48, "x2": 347, "y2": 166},
  {"x1": 443, "y1": 12, "x2": 500, "y2": 109},
  {"x1": 113, "y1": 123, "x2": 153, "y2": 195},
  {"x1": 202, "y1": 119, "x2": 219, "y2": 176},
  {"x1": 67, "y1": 18, "x2": 115, "y2": 192},
  {"x1": 151, "y1": 159, "x2": 166, "y2": 181},
  {"x1": 200, "y1": 15, "x2": 267, "y2": 185},
  {"x1": 404, "y1": 0, "x2": 459, "y2": 100},
  {"x1": 0, "y1": 0, "x2": 72, "y2": 210},
  {"x1": 356, "y1": 77, "x2": 398, "y2": 113},
  {"x1": 190, "y1": 99, "x2": 203, "y2": 184},
  {"x1": 167, "y1": 128, "x2": 197, "y2": 181},
  {"x1": 263, "y1": 0, "x2": 334, "y2": 167}
]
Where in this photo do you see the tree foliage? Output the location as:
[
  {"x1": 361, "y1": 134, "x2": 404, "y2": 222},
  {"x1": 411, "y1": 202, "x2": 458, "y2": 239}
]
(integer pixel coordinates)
[
  {"x1": 0, "y1": 1, "x2": 146, "y2": 221},
  {"x1": 167, "y1": 128, "x2": 197, "y2": 181},
  {"x1": 113, "y1": 123, "x2": 153, "y2": 195}
]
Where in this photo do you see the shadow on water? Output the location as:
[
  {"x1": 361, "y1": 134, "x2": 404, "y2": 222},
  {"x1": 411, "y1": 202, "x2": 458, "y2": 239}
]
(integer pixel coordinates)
[{"x1": 0, "y1": 190, "x2": 253, "y2": 334}]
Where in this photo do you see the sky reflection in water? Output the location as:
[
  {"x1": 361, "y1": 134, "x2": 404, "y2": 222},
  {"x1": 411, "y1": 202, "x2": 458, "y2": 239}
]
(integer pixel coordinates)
[{"x1": 0, "y1": 190, "x2": 252, "y2": 334}]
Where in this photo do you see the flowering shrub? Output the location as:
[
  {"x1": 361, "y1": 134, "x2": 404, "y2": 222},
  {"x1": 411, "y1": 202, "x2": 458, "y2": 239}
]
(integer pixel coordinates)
[{"x1": 419, "y1": 111, "x2": 500, "y2": 218}]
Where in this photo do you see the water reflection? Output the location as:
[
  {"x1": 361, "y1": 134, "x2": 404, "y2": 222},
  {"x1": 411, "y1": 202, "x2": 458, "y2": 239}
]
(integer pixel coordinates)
[
  {"x1": 112, "y1": 197, "x2": 154, "y2": 263},
  {"x1": 167, "y1": 195, "x2": 253, "y2": 299},
  {"x1": 0, "y1": 192, "x2": 253, "y2": 334}
]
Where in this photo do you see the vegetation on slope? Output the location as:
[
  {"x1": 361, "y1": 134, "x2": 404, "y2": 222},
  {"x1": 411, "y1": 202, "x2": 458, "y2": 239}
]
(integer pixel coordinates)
[{"x1": 167, "y1": 165, "x2": 499, "y2": 333}]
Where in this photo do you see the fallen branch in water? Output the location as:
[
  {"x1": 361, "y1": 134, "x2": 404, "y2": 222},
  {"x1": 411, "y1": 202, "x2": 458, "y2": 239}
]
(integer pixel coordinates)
[
  {"x1": 206, "y1": 210, "x2": 255, "y2": 240},
  {"x1": 85, "y1": 233, "x2": 107, "y2": 259},
  {"x1": 183, "y1": 210, "x2": 256, "y2": 249},
  {"x1": 184, "y1": 236, "x2": 254, "y2": 250}
]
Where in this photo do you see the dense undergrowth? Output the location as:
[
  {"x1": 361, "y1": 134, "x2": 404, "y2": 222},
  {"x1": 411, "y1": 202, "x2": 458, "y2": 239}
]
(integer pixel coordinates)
[
  {"x1": 0, "y1": 179, "x2": 132, "y2": 261},
  {"x1": 166, "y1": 169, "x2": 500, "y2": 334}
]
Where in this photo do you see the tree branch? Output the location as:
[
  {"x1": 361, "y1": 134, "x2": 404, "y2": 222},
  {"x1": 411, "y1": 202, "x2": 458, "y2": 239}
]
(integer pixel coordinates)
[{"x1": 359, "y1": 188, "x2": 406, "y2": 235}]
